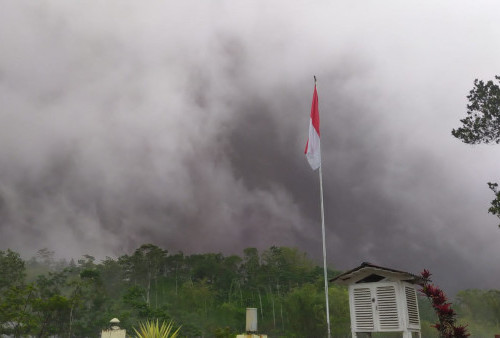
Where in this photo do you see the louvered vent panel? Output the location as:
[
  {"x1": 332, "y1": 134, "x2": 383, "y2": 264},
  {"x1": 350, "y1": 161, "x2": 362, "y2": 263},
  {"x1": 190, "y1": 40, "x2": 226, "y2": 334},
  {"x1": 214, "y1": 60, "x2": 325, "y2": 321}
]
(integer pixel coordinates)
[
  {"x1": 376, "y1": 285, "x2": 400, "y2": 330},
  {"x1": 405, "y1": 286, "x2": 420, "y2": 327},
  {"x1": 353, "y1": 287, "x2": 374, "y2": 330}
]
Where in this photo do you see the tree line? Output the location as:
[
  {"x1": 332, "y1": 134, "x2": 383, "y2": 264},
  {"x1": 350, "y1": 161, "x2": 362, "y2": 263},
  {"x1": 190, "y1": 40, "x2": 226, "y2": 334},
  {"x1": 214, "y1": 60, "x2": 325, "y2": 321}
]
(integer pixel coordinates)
[{"x1": 1, "y1": 245, "x2": 499, "y2": 337}]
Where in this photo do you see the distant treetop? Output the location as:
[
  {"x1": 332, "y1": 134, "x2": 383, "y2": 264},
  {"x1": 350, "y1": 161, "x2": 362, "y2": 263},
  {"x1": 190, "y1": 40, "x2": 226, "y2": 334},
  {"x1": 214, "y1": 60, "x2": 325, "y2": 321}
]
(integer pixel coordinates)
[{"x1": 452, "y1": 76, "x2": 500, "y2": 144}]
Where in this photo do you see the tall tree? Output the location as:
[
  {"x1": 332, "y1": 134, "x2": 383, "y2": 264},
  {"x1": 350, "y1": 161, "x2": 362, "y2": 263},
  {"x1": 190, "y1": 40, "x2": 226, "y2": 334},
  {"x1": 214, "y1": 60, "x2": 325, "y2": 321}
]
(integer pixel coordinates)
[
  {"x1": 452, "y1": 75, "x2": 500, "y2": 225},
  {"x1": 32, "y1": 271, "x2": 71, "y2": 337},
  {"x1": 122, "y1": 244, "x2": 167, "y2": 306},
  {"x1": 0, "y1": 249, "x2": 25, "y2": 290}
]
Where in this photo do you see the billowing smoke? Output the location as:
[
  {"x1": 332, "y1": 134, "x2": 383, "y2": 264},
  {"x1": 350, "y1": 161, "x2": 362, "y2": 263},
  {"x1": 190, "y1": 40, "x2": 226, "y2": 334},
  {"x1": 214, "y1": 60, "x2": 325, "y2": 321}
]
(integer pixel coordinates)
[{"x1": 1, "y1": 1, "x2": 500, "y2": 294}]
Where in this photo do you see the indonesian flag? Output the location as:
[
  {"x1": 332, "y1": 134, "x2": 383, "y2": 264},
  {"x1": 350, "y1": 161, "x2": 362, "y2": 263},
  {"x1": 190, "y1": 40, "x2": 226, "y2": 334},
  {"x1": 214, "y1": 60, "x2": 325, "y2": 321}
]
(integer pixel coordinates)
[{"x1": 305, "y1": 84, "x2": 321, "y2": 170}]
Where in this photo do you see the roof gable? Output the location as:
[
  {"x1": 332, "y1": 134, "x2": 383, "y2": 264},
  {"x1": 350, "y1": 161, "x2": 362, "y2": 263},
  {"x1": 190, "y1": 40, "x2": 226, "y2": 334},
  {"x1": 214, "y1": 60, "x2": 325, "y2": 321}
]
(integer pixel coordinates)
[{"x1": 330, "y1": 262, "x2": 424, "y2": 286}]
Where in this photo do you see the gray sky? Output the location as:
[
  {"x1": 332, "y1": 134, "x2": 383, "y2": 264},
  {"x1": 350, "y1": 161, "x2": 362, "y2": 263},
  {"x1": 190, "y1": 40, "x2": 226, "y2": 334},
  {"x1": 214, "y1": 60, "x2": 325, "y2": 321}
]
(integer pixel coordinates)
[{"x1": 1, "y1": 1, "x2": 500, "y2": 294}]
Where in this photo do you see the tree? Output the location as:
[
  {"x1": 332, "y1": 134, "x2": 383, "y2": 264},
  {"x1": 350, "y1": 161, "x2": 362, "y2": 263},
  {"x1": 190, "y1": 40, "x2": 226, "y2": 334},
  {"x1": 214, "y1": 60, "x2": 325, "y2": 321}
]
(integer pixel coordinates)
[
  {"x1": 0, "y1": 249, "x2": 34, "y2": 336},
  {"x1": 284, "y1": 283, "x2": 326, "y2": 337},
  {"x1": 0, "y1": 284, "x2": 37, "y2": 336},
  {"x1": 0, "y1": 249, "x2": 25, "y2": 290},
  {"x1": 31, "y1": 270, "x2": 72, "y2": 336},
  {"x1": 456, "y1": 289, "x2": 500, "y2": 327},
  {"x1": 240, "y1": 248, "x2": 260, "y2": 287},
  {"x1": 164, "y1": 252, "x2": 186, "y2": 296},
  {"x1": 120, "y1": 244, "x2": 167, "y2": 306},
  {"x1": 67, "y1": 266, "x2": 110, "y2": 337},
  {"x1": 36, "y1": 248, "x2": 56, "y2": 268},
  {"x1": 452, "y1": 76, "x2": 500, "y2": 225}
]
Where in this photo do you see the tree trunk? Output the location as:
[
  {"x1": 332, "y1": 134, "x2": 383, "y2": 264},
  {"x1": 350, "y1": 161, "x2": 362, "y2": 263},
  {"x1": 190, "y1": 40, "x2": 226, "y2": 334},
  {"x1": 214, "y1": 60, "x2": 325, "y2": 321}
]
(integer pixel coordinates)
[
  {"x1": 238, "y1": 281, "x2": 243, "y2": 306},
  {"x1": 258, "y1": 289, "x2": 264, "y2": 321},
  {"x1": 228, "y1": 280, "x2": 233, "y2": 303},
  {"x1": 155, "y1": 277, "x2": 158, "y2": 308},
  {"x1": 68, "y1": 303, "x2": 74, "y2": 338},
  {"x1": 268, "y1": 286, "x2": 276, "y2": 329},
  {"x1": 146, "y1": 270, "x2": 151, "y2": 305},
  {"x1": 175, "y1": 263, "x2": 178, "y2": 296},
  {"x1": 280, "y1": 302, "x2": 285, "y2": 333}
]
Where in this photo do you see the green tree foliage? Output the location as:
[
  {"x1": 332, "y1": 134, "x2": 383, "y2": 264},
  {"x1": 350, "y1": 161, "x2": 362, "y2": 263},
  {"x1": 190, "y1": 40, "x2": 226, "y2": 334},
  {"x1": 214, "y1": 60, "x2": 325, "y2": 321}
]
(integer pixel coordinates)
[
  {"x1": 452, "y1": 76, "x2": 500, "y2": 145},
  {"x1": 0, "y1": 249, "x2": 25, "y2": 290},
  {"x1": 0, "y1": 245, "x2": 344, "y2": 336},
  {"x1": 2, "y1": 244, "x2": 499, "y2": 337},
  {"x1": 119, "y1": 244, "x2": 167, "y2": 307},
  {"x1": 0, "y1": 284, "x2": 37, "y2": 336},
  {"x1": 241, "y1": 247, "x2": 260, "y2": 287},
  {"x1": 456, "y1": 289, "x2": 500, "y2": 331},
  {"x1": 0, "y1": 249, "x2": 34, "y2": 336},
  {"x1": 328, "y1": 285, "x2": 350, "y2": 335},
  {"x1": 285, "y1": 283, "x2": 327, "y2": 337},
  {"x1": 487, "y1": 182, "x2": 500, "y2": 224},
  {"x1": 452, "y1": 76, "x2": 500, "y2": 225}
]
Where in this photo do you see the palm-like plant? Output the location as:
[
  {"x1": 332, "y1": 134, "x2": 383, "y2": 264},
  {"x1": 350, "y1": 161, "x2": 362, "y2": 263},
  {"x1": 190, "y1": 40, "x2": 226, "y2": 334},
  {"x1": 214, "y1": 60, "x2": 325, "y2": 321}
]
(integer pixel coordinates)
[{"x1": 133, "y1": 319, "x2": 181, "y2": 338}]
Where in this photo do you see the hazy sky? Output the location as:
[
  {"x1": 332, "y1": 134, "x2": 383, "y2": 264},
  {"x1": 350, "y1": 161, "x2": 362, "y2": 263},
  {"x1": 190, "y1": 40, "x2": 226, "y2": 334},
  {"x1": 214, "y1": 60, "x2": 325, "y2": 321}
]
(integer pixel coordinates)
[{"x1": 1, "y1": 1, "x2": 500, "y2": 294}]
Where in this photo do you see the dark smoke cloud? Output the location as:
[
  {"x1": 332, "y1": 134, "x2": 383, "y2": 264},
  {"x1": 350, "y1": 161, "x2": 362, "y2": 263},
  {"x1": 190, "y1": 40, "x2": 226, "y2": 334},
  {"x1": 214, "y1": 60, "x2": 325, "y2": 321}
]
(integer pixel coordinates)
[{"x1": 1, "y1": 1, "x2": 500, "y2": 294}]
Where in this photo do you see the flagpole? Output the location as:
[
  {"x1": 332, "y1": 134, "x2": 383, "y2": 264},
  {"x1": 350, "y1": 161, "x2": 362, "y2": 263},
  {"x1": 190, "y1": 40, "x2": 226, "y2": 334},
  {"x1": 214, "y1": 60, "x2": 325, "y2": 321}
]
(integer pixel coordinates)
[
  {"x1": 319, "y1": 166, "x2": 331, "y2": 337},
  {"x1": 316, "y1": 76, "x2": 331, "y2": 338}
]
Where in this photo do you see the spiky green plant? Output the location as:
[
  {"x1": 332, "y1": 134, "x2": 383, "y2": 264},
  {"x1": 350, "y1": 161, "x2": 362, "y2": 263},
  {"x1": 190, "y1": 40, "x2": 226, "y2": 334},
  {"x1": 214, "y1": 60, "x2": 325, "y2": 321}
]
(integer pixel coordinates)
[{"x1": 133, "y1": 319, "x2": 181, "y2": 338}]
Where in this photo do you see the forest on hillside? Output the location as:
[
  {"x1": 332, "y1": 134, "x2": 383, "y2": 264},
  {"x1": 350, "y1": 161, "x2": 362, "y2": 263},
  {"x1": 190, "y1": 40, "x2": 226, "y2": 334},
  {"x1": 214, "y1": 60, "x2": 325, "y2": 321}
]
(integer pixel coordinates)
[{"x1": 1, "y1": 245, "x2": 500, "y2": 337}]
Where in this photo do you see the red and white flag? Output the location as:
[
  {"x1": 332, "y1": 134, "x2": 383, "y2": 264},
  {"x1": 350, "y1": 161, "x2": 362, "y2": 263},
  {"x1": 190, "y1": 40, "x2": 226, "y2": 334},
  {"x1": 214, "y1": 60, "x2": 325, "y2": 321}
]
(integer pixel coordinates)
[{"x1": 305, "y1": 84, "x2": 321, "y2": 170}]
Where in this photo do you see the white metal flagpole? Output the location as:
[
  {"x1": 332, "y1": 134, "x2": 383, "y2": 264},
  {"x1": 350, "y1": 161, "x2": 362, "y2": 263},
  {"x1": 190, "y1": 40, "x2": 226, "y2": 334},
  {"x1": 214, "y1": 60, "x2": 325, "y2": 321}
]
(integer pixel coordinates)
[
  {"x1": 315, "y1": 76, "x2": 331, "y2": 338},
  {"x1": 319, "y1": 165, "x2": 331, "y2": 338}
]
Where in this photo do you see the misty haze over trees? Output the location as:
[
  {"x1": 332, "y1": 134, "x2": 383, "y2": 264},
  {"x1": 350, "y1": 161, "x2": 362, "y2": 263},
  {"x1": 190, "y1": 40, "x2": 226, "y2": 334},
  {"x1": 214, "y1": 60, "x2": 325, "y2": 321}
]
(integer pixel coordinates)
[{"x1": 1, "y1": 245, "x2": 500, "y2": 337}]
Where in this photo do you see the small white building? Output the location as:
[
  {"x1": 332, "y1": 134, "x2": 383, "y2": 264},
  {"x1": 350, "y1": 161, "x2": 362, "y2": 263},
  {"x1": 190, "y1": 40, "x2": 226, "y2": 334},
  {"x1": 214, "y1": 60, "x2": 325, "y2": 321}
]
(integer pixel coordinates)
[
  {"x1": 101, "y1": 318, "x2": 126, "y2": 338},
  {"x1": 331, "y1": 262, "x2": 423, "y2": 338}
]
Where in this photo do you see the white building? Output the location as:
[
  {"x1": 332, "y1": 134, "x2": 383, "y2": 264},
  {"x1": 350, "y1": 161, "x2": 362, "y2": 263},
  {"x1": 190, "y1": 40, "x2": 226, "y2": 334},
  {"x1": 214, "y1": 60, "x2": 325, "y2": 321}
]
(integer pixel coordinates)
[{"x1": 331, "y1": 262, "x2": 423, "y2": 338}]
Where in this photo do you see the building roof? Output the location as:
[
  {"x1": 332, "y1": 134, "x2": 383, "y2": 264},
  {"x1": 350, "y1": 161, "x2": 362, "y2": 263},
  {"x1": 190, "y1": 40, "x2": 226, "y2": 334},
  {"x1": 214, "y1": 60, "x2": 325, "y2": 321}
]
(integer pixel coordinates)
[{"x1": 330, "y1": 262, "x2": 425, "y2": 286}]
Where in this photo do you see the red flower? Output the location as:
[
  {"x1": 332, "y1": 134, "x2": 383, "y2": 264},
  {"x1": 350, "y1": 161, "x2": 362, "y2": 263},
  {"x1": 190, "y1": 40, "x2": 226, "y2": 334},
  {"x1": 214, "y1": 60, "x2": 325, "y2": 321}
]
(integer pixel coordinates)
[
  {"x1": 454, "y1": 325, "x2": 470, "y2": 337},
  {"x1": 432, "y1": 290, "x2": 447, "y2": 306},
  {"x1": 422, "y1": 284, "x2": 433, "y2": 296},
  {"x1": 421, "y1": 269, "x2": 431, "y2": 279},
  {"x1": 436, "y1": 303, "x2": 454, "y2": 315}
]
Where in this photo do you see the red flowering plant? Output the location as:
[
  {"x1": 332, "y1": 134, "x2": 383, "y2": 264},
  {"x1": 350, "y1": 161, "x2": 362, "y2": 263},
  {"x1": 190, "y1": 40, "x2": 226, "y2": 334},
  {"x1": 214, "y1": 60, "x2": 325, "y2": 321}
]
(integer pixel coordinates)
[{"x1": 419, "y1": 269, "x2": 469, "y2": 337}]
